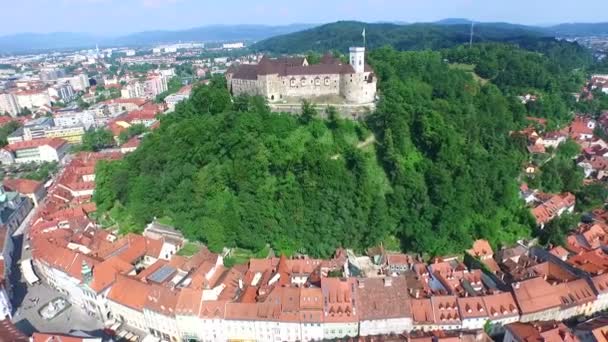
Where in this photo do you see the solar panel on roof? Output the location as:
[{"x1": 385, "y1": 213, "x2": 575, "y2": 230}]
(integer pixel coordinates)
[{"x1": 148, "y1": 265, "x2": 176, "y2": 283}]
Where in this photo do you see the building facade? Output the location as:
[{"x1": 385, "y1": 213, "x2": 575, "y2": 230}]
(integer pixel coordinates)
[{"x1": 226, "y1": 47, "x2": 376, "y2": 105}]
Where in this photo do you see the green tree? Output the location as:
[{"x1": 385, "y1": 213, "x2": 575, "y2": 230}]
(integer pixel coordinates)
[
  {"x1": 118, "y1": 124, "x2": 148, "y2": 144},
  {"x1": 538, "y1": 213, "x2": 579, "y2": 246},
  {"x1": 0, "y1": 121, "x2": 21, "y2": 147},
  {"x1": 79, "y1": 128, "x2": 115, "y2": 152},
  {"x1": 300, "y1": 100, "x2": 317, "y2": 124}
]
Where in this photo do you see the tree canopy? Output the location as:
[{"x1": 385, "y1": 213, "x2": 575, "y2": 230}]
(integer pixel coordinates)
[{"x1": 95, "y1": 42, "x2": 591, "y2": 257}]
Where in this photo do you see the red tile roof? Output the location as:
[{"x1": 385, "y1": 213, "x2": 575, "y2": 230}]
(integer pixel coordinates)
[
  {"x1": 4, "y1": 138, "x2": 67, "y2": 152},
  {"x1": 107, "y1": 274, "x2": 152, "y2": 310},
  {"x1": 2, "y1": 178, "x2": 43, "y2": 194},
  {"x1": 532, "y1": 193, "x2": 575, "y2": 225},
  {"x1": 466, "y1": 239, "x2": 494, "y2": 259},
  {"x1": 89, "y1": 256, "x2": 134, "y2": 293},
  {"x1": 505, "y1": 321, "x2": 578, "y2": 342}
]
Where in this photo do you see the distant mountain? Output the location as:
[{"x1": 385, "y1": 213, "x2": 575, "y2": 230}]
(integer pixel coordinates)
[
  {"x1": 434, "y1": 18, "x2": 473, "y2": 25},
  {"x1": 0, "y1": 24, "x2": 318, "y2": 54},
  {"x1": 0, "y1": 32, "x2": 102, "y2": 53},
  {"x1": 110, "y1": 24, "x2": 317, "y2": 47},
  {"x1": 4, "y1": 20, "x2": 608, "y2": 54},
  {"x1": 547, "y1": 22, "x2": 608, "y2": 36},
  {"x1": 252, "y1": 21, "x2": 549, "y2": 54}
]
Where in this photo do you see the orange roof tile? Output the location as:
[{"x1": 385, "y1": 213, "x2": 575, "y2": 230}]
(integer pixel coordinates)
[
  {"x1": 4, "y1": 138, "x2": 67, "y2": 152},
  {"x1": 107, "y1": 274, "x2": 152, "y2": 310},
  {"x1": 2, "y1": 178, "x2": 43, "y2": 194}
]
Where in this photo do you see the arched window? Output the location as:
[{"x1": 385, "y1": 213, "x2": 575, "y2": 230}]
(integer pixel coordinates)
[
  {"x1": 301, "y1": 78, "x2": 307, "y2": 86},
  {"x1": 315, "y1": 77, "x2": 321, "y2": 86},
  {"x1": 324, "y1": 77, "x2": 330, "y2": 86},
  {"x1": 290, "y1": 78, "x2": 296, "y2": 87}
]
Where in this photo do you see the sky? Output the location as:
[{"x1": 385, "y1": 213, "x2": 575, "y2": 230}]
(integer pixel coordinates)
[{"x1": 1, "y1": 0, "x2": 608, "y2": 36}]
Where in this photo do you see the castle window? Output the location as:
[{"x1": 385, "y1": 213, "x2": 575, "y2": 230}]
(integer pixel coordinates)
[
  {"x1": 301, "y1": 78, "x2": 307, "y2": 86},
  {"x1": 290, "y1": 78, "x2": 296, "y2": 87},
  {"x1": 324, "y1": 77, "x2": 330, "y2": 86},
  {"x1": 315, "y1": 77, "x2": 321, "y2": 86}
]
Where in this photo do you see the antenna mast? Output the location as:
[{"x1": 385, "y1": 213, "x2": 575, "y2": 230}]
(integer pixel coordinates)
[{"x1": 469, "y1": 21, "x2": 475, "y2": 47}]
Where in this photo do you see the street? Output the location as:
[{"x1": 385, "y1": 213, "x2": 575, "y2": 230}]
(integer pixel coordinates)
[{"x1": 8, "y1": 190, "x2": 105, "y2": 336}]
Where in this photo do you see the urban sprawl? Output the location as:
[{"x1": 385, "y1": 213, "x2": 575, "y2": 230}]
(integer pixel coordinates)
[{"x1": 1, "y1": 42, "x2": 608, "y2": 342}]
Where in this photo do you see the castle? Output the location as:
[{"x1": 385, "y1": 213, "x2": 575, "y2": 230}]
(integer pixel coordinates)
[{"x1": 226, "y1": 47, "x2": 376, "y2": 105}]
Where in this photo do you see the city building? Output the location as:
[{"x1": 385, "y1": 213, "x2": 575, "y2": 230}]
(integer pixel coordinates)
[
  {"x1": 504, "y1": 321, "x2": 578, "y2": 342},
  {"x1": 48, "y1": 82, "x2": 76, "y2": 102},
  {"x1": 145, "y1": 74, "x2": 168, "y2": 98},
  {"x1": 59, "y1": 74, "x2": 90, "y2": 92},
  {"x1": 44, "y1": 125, "x2": 85, "y2": 144},
  {"x1": 121, "y1": 81, "x2": 145, "y2": 99},
  {"x1": 0, "y1": 183, "x2": 33, "y2": 233},
  {"x1": 39, "y1": 68, "x2": 66, "y2": 82},
  {"x1": 53, "y1": 109, "x2": 96, "y2": 129},
  {"x1": 0, "y1": 138, "x2": 68, "y2": 164},
  {"x1": 13, "y1": 89, "x2": 51, "y2": 110},
  {"x1": 226, "y1": 47, "x2": 377, "y2": 104},
  {"x1": 0, "y1": 93, "x2": 19, "y2": 117},
  {"x1": 223, "y1": 42, "x2": 245, "y2": 49},
  {"x1": 3, "y1": 178, "x2": 46, "y2": 207}
]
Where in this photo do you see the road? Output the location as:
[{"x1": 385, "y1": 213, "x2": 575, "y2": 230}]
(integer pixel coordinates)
[{"x1": 8, "y1": 190, "x2": 105, "y2": 336}]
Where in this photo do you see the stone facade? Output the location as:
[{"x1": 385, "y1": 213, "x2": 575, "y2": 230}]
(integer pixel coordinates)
[{"x1": 227, "y1": 47, "x2": 376, "y2": 105}]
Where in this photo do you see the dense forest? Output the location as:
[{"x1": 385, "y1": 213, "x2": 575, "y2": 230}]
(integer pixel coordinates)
[
  {"x1": 252, "y1": 21, "x2": 571, "y2": 55},
  {"x1": 93, "y1": 39, "x2": 591, "y2": 257}
]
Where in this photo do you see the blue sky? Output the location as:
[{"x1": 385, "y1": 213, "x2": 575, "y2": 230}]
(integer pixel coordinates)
[{"x1": 1, "y1": 0, "x2": 607, "y2": 35}]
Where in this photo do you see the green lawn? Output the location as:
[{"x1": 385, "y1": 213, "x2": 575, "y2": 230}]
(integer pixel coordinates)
[
  {"x1": 156, "y1": 216, "x2": 174, "y2": 226},
  {"x1": 449, "y1": 63, "x2": 488, "y2": 85},
  {"x1": 224, "y1": 246, "x2": 271, "y2": 267},
  {"x1": 177, "y1": 242, "x2": 201, "y2": 256}
]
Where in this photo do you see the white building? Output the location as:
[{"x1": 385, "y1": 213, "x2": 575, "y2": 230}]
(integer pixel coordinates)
[
  {"x1": 0, "y1": 138, "x2": 68, "y2": 164},
  {"x1": 121, "y1": 82, "x2": 145, "y2": 99},
  {"x1": 54, "y1": 110, "x2": 96, "y2": 129},
  {"x1": 0, "y1": 93, "x2": 19, "y2": 117},
  {"x1": 14, "y1": 90, "x2": 51, "y2": 110},
  {"x1": 165, "y1": 93, "x2": 189, "y2": 111},
  {"x1": 223, "y1": 42, "x2": 245, "y2": 49},
  {"x1": 357, "y1": 277, "x2": 413, "y2": 336},
  {"x1": 107, "y1": 275, "x2": 151, "y2": 331},
  {"x1": 143, "y1": 286, "x2": 180, "y2": 341},
  {"x1": 144, "y1": 75, "x2": 168, "y2": 98},
  {"x1": 48, "y1": 83, "x2": 75, "y2": 102}
]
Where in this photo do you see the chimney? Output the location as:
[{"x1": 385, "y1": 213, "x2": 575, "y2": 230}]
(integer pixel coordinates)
[{"x1": 384, "y1": 277, "x2": 392, "y2": 287}]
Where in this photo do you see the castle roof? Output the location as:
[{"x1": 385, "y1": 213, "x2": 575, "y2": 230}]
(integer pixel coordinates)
[{"x1": 230, "y1": 54, "x2": 373, "y2": 80}]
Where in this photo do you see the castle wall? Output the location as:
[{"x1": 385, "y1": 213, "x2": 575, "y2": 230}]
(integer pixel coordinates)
[
  {"x1": 341, "y1": 72, "x2": 376, "y2": 104},
  {"x1": 258, "y1": 73, "x2": 342, "y2": 102},
  {"x1": 269, "y1": 102, "x2": 375, "y2": 120},
  {"x1": 230, "y1": 78, "x2": 262, "y2": 97}
]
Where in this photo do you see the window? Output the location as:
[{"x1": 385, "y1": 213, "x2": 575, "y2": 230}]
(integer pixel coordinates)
[
  {"x1": 324, "y1": 77, "x2": 330, "y2": 86},
  {"x1": 301, "y1": 78, "x2": 307, "y2": 86},
  {"x1": 315, "y1": 78, "x2": 320, "y2": 86},
  {"x1": 290, "y1": 78, "x2": 296, "y2": 87}
]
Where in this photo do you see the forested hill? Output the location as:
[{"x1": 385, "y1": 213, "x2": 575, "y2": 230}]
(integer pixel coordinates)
[
  {"x1": 252, "y1": 21, "x2": 549, "y2": 54},
  {"x1": 93, "y1": 39, "x2": 584, "y2": 258}
]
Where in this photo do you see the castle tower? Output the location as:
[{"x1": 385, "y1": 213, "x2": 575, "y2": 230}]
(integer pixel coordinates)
[{"x1": 349, "y1": 47, "x2": 365, "y2": 74}]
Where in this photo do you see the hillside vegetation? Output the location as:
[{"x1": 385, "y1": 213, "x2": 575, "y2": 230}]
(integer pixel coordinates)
[
  {"x1": 91, "y1": 38, "x2": 592, "y2": 257},
  {"x1": 252, "y1": 21, "x2": 553, "y2": 54}
]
